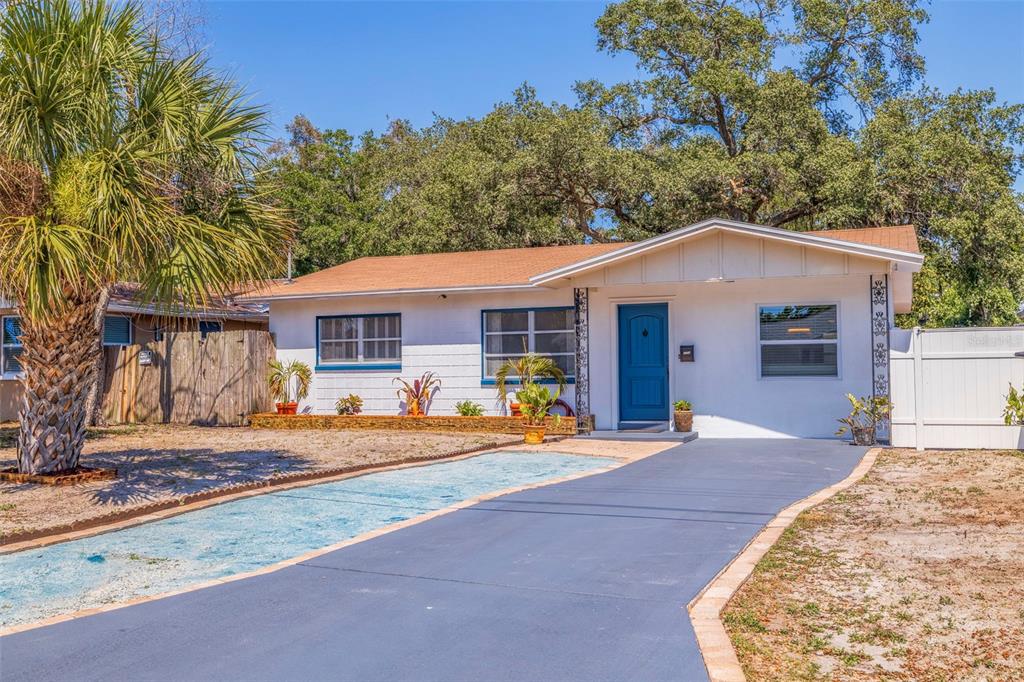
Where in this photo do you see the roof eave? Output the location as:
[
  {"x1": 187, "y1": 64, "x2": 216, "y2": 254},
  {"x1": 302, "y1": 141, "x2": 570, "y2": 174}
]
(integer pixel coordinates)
[{"x1": 245, "y1": 283, "x2": 542, "y2": 303}]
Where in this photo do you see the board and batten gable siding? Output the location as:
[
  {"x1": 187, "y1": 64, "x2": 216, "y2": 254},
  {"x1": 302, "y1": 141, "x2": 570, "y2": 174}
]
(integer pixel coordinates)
[
  {"x1": 583, "y1": 275, "x2": 877, "y2": 437},
  {"x1": 269, "y1": 290, "x2": 575, "y2": 416},
  {"x1": 890, "y1": 326, "x2": 1024, "y2": 449}
]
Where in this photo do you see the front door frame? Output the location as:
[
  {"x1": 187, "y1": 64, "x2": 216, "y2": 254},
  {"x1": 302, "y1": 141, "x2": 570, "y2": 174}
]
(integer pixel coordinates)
[{"x1": 615, "y1": 299, "x2": 672, "y2": 426}]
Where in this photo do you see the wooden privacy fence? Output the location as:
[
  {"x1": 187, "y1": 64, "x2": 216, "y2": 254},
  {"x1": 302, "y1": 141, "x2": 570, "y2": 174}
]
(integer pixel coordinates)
[
  {"x1": 890, "y1": 326, "x2": 1024, "y2": 450},
  {"x1": 101, "y1": 330, "x2": 275, "y2": 426}
]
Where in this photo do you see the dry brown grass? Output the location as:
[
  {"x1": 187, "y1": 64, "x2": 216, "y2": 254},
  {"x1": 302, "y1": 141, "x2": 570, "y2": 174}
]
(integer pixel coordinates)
[
  {"x1": 723, "y1": 448, "x2": 1024, "y2": 681},
  {"x1": 0, "y1": 423, "x2": 508, "y2": 538}
]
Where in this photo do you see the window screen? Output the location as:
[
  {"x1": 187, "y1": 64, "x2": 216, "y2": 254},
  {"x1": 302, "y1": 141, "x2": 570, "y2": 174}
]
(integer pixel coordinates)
[{"x1": 318, "y1": 314, "x2": 401, "y2": 366}]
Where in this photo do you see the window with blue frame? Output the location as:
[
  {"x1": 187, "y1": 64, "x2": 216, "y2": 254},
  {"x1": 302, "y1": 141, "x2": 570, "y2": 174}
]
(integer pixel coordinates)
[
  {"x1": 482, "y1": 307, "x2": 575, "y2": 382},
  {"x1": 102, "y1": 315, "x2": 133, "y2": 346},
  {"x1": 318, "y1": 314, "x2": 401, "y2": 368},
  {"x1": 2, "y1": 316, "x2": 23, "y2": 374},
  {"x1": 198, "y1": 320, "x2": 222, "y2": 339}
]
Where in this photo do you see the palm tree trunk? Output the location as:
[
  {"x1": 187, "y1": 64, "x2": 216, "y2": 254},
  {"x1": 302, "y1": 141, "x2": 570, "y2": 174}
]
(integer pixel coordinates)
[{"x1": 16, "y1": 299, "x2": 100, "y2": 474}]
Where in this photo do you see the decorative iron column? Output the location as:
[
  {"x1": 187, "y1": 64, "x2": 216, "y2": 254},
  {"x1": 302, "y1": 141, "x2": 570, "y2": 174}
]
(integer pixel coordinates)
[
  {"x1": 573, "y1": 287, "x2": 592, "y2": 433},
  {"x1": 870, "y1": 274, "x2": 891, "y2": 442}
]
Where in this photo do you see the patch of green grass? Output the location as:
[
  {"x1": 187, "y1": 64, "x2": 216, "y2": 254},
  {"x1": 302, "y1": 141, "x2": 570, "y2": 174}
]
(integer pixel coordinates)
[
  {"x1": 724, "y1": 609, "x2": 768, "y2": 633},
  {"x1": 0, "y1": 503, "x2": 16, "y2": 512}
]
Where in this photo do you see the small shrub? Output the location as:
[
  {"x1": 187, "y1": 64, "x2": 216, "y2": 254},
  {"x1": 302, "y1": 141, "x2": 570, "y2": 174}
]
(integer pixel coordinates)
[
  {"x1": 836, "y1": 393, "x2": 893, "y2": 445},
  {"x1": 455, "y1": 400, "x2": 484, "y2": 416},
  {"x1": 1004, "y1": 383, "x2": 1024, "y2": 425},
  {"x1": 335, "y1": 394, "x2": 363, "y2": 415},
  {"x1": 673, "y1": 399, "x2": 692, "y2": 411}
]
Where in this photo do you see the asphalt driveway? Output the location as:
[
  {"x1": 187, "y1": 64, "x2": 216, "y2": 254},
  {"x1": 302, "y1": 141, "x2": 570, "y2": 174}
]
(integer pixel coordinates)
[{"x1": 1, "y1": 438, "x2": 865, "y2": 682}]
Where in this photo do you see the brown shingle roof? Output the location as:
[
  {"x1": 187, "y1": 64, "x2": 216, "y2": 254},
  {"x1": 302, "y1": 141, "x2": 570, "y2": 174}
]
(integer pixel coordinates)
[
  {"x1": 248, "y1": 243, "x2": 631, "y2": 299},
  {"x1": 249, "y1": 225, "x2": 918, "y2": 299},
  {"x1": 804, "y1": 225, "x2": 919, "y2": 253}
]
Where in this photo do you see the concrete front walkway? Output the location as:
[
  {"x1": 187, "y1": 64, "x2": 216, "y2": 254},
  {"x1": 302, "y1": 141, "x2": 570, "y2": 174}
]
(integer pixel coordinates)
[{"x1": 1, "y1": 439, "x2": 865, "y2": 682}]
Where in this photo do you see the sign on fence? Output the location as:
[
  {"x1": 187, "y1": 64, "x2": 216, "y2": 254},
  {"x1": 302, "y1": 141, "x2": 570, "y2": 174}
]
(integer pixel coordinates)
[
  {"x1": 890, "y1": 327, "x2": 1024, "y2": 450},
  {"x1": 101, "y1": 330, "x2": 275, "y2": 426}
]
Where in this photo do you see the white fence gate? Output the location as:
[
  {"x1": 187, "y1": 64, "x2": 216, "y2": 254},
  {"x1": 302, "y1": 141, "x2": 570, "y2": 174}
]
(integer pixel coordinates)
[{"x1": 890, "y1": 327, "x2": 1024, "y2": 450}]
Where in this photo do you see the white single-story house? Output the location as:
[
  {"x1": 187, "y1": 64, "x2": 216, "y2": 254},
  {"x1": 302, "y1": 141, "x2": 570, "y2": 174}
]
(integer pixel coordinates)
[{"x1": 248, "y1": 219, "x2": 922, "y2": 438}]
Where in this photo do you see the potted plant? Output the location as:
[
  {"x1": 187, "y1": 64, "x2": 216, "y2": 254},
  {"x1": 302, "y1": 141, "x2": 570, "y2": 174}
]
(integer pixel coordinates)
[
  {"x1": 394, "y1": 371, "x2": 441, "y2": 416},
  {"x1": 515, "y1": 382, "x2": 561, "y2": 444},
  {"x1": 836, "y1": 393, "x2": 893, "y2": 445},
  {"x1": 335, "y1": 394, "x2": 363, "y2": 415},
  {"x1": 455, "y1": 400, "x2": 484, "y2": 416},
  {"x1": 494, "y1": 352, "x2": 566, "y2": 415},
  {"x1": 267, "y1": 359, "x2": 312, "y2": 415},
  {"x1": 673, "y1": 399, "x2": 693, "y2": 432}
]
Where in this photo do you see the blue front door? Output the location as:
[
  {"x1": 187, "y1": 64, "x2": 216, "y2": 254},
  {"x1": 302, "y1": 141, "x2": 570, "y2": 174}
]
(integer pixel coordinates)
[{"x1": 617, "y1": 303, "x2": 669, "y2": 422}]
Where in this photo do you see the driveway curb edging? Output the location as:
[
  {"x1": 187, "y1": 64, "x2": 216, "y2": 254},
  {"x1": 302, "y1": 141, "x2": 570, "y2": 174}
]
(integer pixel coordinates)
[{"x1": 686, "y1": 446, "x2": 881, "y2": 682}]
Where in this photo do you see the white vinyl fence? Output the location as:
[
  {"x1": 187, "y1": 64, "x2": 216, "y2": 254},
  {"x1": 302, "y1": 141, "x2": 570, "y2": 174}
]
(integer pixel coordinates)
[{"x1": 890, "y1": 326, "x2": 1024, "y2": 450}]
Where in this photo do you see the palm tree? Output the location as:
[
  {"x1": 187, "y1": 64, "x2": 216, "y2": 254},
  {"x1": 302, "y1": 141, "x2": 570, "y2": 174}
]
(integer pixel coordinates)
[
  {"x1": 0, "y1": 0, "x2": 291, "y2": 474},
  {"x1": 493, "y1": 353, "x2": 567, "y2": 406}
]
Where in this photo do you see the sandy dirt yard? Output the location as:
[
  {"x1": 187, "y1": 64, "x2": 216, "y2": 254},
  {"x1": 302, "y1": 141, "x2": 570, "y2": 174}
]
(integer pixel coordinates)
[
  {"x1": 723, "y1": 448, "x2": 1024, "y2": 682},
  {"x1": 0, "y1": 424, "x2": 510, "y2": 539}
]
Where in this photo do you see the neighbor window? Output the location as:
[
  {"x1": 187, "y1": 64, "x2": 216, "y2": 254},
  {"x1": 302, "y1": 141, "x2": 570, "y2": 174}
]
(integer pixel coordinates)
[
  {"x1": 758, "y1": 304, "x2": 838, "y2": 377},
  {"x1": 2, "y1": 316, "x2": 23, "y2": 374},
  {"x1": 102, "y1": 315, "x2": 132, "y2": 346},
  {"x1": 198, "y1": 320, "x2": 222, "y2": 339},
  {"x1": 318, "y1": 314, "x2": 401, "y2": 367},
  {"x1": 482, "y1": 307, "x2": 575, "y2": 381}
]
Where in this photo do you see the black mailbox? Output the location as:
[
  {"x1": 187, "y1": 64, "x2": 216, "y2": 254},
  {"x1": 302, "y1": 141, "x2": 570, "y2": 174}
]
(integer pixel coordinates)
[{"x1": 679, "y1": 345, "x2": 695, "y2": 362}]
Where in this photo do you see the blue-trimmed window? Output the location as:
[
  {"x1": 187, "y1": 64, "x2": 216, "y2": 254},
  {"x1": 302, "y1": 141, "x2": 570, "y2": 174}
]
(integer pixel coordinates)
[
  {"x1": 102, "y1": 315, "x2": 132, "y2": 346},
  {"x1": 2, "y1": 316, "x2": 23, "y2": 374},
  {"x1": 482, "y1": 307, "x2": 575, "y2": 382},
  {"x1": 199, "y1": 320, "x2": 222, "y2": 339},
  {"x1": 318, "y1": 313, "x2": 401, "y2": 369}
]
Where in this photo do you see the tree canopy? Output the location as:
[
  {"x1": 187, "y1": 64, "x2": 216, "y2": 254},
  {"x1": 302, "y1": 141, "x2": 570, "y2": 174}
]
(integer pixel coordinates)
[{"x1": 264, "y1": 0, "x2": 1023, "y2": 326}]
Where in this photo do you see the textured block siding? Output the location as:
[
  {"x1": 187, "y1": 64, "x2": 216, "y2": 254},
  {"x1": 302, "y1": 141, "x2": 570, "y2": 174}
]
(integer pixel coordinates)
[{"x1": 270, "y1": 291, "x2": 577, "y2": 417}]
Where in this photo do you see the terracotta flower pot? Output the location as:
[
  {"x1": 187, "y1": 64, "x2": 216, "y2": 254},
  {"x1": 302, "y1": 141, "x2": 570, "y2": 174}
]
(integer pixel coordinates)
[
  {"x1": 674, "y1": 410, "x2": 693, "y2": 432},
  {"x1": 523, "y1": 425, "x2": 546, "y2": 444},
  {"x1": 276, "y1": 402, "x2": 298, "y2": 415}
]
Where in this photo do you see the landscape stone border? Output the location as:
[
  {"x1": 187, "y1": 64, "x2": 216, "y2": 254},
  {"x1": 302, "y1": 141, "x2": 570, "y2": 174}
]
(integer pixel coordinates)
[
  {"x1": 249, "y1": 413, "x2": 577, "y2": 435},
  {"x1": 0, "y1": 435, "x2": 531, "y2": 552},
  {"x1": 687, "y1": 447, "x2": 881, "y2": 682}
]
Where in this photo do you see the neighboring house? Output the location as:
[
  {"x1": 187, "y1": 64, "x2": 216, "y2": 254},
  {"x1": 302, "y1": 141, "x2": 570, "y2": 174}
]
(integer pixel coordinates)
[
  {"x1": 249, "y1": 219, "x2": 921, "y2": 438},
  {"x1": 0, "y1": 285, "x2": 268, "y2": 421}
]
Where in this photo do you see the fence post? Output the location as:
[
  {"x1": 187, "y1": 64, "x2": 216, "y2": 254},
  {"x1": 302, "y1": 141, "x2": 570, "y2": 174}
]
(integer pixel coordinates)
[{"x1": 912, "y1": 327, "x2": 924, "y2": 451}]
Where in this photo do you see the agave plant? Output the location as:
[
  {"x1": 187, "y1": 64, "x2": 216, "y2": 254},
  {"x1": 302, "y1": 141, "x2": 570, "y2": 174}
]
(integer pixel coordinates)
[
  {"x1": 493, "y1": 353, "x2": 566, "y2": 405},
  {"x1": 267, "y1": 359, "x2": 312, "y2": 405},
  {"x1": 394, "y1": 371, "x2": 441, "y2": 416}
]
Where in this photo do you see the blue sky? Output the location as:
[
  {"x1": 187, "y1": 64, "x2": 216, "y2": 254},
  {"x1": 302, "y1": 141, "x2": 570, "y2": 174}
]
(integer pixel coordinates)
[{"x1": 204, "y1": 0, "x2": 1024, "y2": 141}]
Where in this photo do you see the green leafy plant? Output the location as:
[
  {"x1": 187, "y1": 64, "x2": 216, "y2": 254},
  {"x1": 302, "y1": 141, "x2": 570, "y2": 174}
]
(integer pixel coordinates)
[
  {"x1": 515, "y1": 382, "x2": 562, "y2": 428},
  {"x1": 494, "y1": 353, "x2": 566, "y2": 404},
  {"x1": 335, "y1": 394, "x2": 363, "y2": 415},
  {"x1": 836, "y1": 394, "x2": 893, "y2": 445},
  {"x1": 267, "y1": 360, "x2": 312, "y2": 404},
  {"x1": 394, "y1": 371, "x2": 441, "y2": 416},
  {"x1": 674, "y1": 399, "x2": 692, "y2": 411},
  {"x1": 1004, "y1": 383, "x2": 1024, "y2": 426},
  {"x1": 455, "y1": 400, "x2": 484, "y2": 417}
]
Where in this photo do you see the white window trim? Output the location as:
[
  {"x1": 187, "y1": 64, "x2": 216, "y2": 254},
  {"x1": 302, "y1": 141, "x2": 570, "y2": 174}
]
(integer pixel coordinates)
[
  {"x1": 318, "y1": 314, "x2": 402, "y2": 366},
  {"x1": 482, "y1": 308, "x2": 575, "y2": 380},
  {"x1": 755, "y1": 302, "x2": 841, "y2": 381}
]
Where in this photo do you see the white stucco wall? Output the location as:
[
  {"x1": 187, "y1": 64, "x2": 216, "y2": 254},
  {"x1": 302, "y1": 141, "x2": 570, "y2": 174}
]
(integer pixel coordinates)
[
  {"x1": 269, "y1": 289, "x2": 574, "y2": 416},
  {"x1": 585, "y1": 275, "x2": 876, "y2": 437}
]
